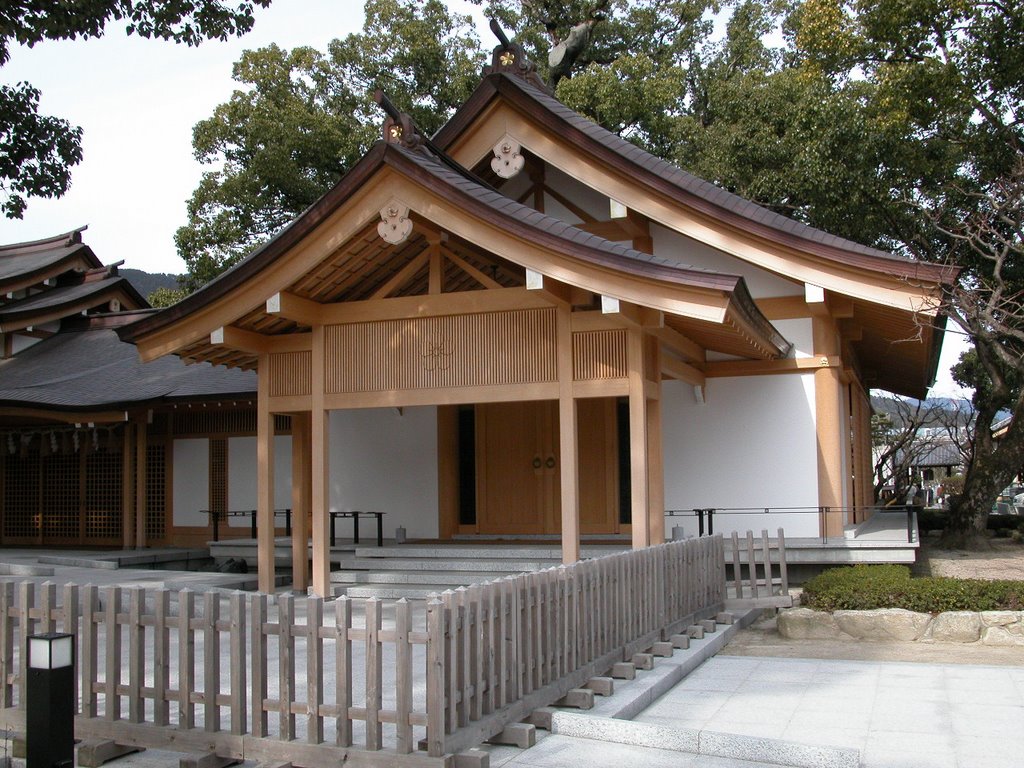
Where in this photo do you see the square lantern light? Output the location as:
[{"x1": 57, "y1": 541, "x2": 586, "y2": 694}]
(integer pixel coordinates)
[{"x1": 28, "y1": 632, "x2": 74, "y2": 669}]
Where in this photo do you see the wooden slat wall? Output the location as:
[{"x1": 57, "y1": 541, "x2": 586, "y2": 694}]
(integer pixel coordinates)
[
  {"x1": 572, "y1": 329, "x2": 627, "y2": 380},
  {"x1": 0, "y1": 535, "x2": 728, "y2": 766},
  {"x1": 268, "y1": 351, "x2": 313, "y2": 397}
]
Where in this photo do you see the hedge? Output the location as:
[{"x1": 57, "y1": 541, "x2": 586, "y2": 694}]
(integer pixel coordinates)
[{"x1": 801, "y1": 564, "x2": 1024, "y2": 613}]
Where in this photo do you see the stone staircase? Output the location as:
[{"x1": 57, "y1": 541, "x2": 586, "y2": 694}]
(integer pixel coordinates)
[{"x1": 330, "y1": 542, "x2": 628, "y2": 599}]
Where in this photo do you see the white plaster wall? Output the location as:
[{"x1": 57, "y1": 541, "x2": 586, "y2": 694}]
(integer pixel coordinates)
[
  {"x1": 543, "y1": 165, "x2": 611, "y2": 224},
  {"x1": 226, "y1": 436, "x2": 293, "y2": 527},
  {"x1": 650, "y1": 223, "x2": 800, "y2": 299},
  {"x1": 661, "y1": 376, "x2": 820, "y2": 538},
  {"x1": 172, "y1": 438, "x2": 209, "y2": 527},
  {"x1": 773, "y1": 318, "x2": 814, "y2": 359},
  {"x1": 328, "y1": 407, "x2": 439, "y2": 539}
]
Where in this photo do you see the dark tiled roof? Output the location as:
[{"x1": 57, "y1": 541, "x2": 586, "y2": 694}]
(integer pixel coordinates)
[
  {"x1": 0, "y1": 275, "x2": 144, "y2": 326},
  {"x1": 0, "y1": 324, "x2": 255, "y2": 410},
  {"x1": 0, "y1": 228, "x2": 100, "y2": 288}
]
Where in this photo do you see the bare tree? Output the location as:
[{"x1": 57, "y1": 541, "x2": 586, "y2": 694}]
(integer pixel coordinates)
[{"x1": 871, "y1": 396, "x2": 944, "y2": 503}]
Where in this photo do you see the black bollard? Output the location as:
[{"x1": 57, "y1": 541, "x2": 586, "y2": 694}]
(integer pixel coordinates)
[{"x1": 27, "y1": 632, "x2": 75, "y2": 768}]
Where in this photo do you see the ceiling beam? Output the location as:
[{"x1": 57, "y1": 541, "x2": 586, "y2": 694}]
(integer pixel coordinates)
[
  {"x1": 662, "y1": 354, "x2": 705, "y2": 387},
  {"x1": 266, "y1": 291, "x2": 322, "y2": 326},
  {"x1": 210, "y1": 326, "x2": 269, "y2": 354}
]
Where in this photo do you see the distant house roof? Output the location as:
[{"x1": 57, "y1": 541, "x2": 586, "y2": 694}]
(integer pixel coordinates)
[
  {"x1": 0, "y1": 228, "x2": 101, "y2": 292},
  {"x1": 906, "y1": 441, "x2": 964, "y2": 468},
  {"x1": 0, "y1": 312, "x2": 255, "y2": 414},
  {"x1": 0, "y1": 270, "x2": 147, "y2": 333}
]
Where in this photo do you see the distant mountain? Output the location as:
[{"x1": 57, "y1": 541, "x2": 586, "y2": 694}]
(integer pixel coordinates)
[{"x1": 120, "y1": 268, "x2": 180, "y2": 303}]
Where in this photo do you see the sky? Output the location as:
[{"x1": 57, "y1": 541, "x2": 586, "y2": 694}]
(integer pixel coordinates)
[{"x1": 0, "y1": 1, "x2": 971, "y2": 397}]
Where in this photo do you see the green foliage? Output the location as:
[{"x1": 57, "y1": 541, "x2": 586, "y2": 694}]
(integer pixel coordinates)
[
  {"x1": 0, "y1": 1, "x2": 269, "y2": 219},
  {"x1": 175, "y1": 0, "x2": 484, "y2": 290},
  {"x1": 0, "y1": 83, "x2": 82, "y2": 218},
  {"x1": 802, "y1": 564, "x2": 1024, "y2": 613},
  {"x1": 147, "y1": 286, "x2": 189, "y2": 308}
]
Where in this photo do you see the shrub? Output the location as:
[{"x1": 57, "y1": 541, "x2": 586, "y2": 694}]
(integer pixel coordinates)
[{"x1": 801, "y1": 564, "x2": 1024, "y2": 613}]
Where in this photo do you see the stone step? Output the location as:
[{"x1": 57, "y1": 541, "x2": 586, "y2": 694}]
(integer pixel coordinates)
[
  {"x1": 339, "y1": 584, "x2": 456, "y2": 600},
  {"x1": 334, "y1": 556, "x2": 557, "y2": 573},
  {"x1": 330, "y1": 569, "x2": 511, "y2": 586},
  {"x1": 351, "y1": 544, "x2": 625, "y2": 560}
]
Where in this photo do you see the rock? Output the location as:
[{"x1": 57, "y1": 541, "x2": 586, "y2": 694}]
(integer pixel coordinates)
[
  {"x1": 981, "y1": 625, "x2": 1024, "y2": 646},
  {"x1": 777, "y1": 608, "x2": 846, "y2": 640},
  {"x1": 980, "y1": 611, "x2": 1021, "y2": 627},
  {"x1": 925, "y1": 611, "x2": 981, "y2": 643},
  {"x1": 833, "y1": 609, "x2": 930, "y2": 641}
]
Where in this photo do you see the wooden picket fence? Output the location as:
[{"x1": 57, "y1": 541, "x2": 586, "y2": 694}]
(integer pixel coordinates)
[
  {"x1": 725, "y1": 528, "x2": 791, "y2": 608},
  {"x1": 0, "y1": 535, "x2": 725, "y2": 766}
]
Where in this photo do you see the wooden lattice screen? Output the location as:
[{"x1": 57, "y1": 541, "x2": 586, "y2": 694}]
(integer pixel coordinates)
[{"x1": 146, "y1": 443, "x2": 167, "y2": 543}]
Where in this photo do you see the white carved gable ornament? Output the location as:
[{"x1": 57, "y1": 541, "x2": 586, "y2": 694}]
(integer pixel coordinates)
[
  {"x1": 491, "y1": 136, "x2": 525, "y2": 179},
  {"x1": 377, "y1": 200, "x2": 413, "y2": 245}
]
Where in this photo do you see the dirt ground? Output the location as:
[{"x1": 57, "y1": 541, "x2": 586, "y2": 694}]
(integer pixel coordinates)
[{"x1": 722, "y1": 537, "x2": 1024, "y2": 666}]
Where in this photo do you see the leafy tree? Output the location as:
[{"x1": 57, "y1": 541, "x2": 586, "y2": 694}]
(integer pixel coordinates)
[
  {"x1": 147, "y1": 286, "x2": 189, "y2": 308},
  {"x1": 174, "y1": 0, "x2": 484, "y2": 291},
  {"x1": 0, "y1": 1, "x2": 270, "y2": 219}
]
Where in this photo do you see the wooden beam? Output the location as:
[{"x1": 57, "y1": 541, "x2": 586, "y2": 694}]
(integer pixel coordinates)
[
  {"x1": 661, "y1": 355, "x2": 705, "y2": 387},
  {"x1": 442, "y1": 247, "x2": 503, "y2": 290},
  {"x1": 210, "y1": 326, "x2": 269, "y2": 354},
  {"x1": 704, "y1": 356, "x2": 840, "y2": 377},
  {"x1": 257, "y1": 355, "x2": 276, "y2": 593},
  {"x1": 267, "y1": 292, "x2": 322, "y2": 326},
  {"x1": 0, "y1": 408, "x2": 128, "y2": 424},
  {"x1": 755, "y1": 296, "x2": 809, "y2": 321},
  {"x1": 291, "y1": 412, "x2": 311, "y2": 593},
  {"x1": 428, "y1": 239, "x2": 442, "y2": 295},
  {"x1": 648, "y1": 325, "x2": 704, "y2": 363},
  {"x1": 556, "y1": 305, "x2": 579, "y2": 565},
  {"x1": 318, "y1": 286, "x2": 557, "y2": 324},
  {"x1": 370, "y1": 250, "x2": 429, "y2": 300}
]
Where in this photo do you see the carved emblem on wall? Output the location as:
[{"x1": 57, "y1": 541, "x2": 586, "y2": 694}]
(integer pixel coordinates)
[
  {"x1": 377, "y1": 200, "x2": 413, "y2": 245},
  {"x1": 422, "y1": 337, "x2": 452, "y2": 372},
  {"x1": 491, "y1": 136, "x2": 525, "y2": 179}
]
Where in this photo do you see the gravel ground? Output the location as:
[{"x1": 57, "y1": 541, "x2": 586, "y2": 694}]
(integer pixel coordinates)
[{"x1": 915, "y1": 536, "x2": 1024, "y2": 581}]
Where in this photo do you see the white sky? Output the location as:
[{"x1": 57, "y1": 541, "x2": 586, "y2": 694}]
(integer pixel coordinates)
[{"x1": 0, "y1": 0, "x2": 970, "y2": 396}]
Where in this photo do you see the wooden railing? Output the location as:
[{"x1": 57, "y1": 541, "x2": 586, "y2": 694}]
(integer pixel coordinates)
[
  {"x1": 0, "y1": 536, "x2": 725, "y2": 766},
  {"x1": 724, "y1": 528, "x2": 791, "y2": 608}
]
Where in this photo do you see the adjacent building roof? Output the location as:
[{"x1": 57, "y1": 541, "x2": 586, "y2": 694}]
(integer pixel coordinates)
[
  {"x1": 0, "y1": 312, "x2": 255, "y2": 415},
  {"x1": 0, "y1": 270, "x2": 147, "y2": 333},
  {"x1": 0, "y1": 228, "x2": 101, "y2": 293}
]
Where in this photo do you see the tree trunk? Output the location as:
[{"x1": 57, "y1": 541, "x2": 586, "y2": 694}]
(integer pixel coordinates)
[{"x1": 941, "y1": 398, "x2": 1024, "y2": 548}]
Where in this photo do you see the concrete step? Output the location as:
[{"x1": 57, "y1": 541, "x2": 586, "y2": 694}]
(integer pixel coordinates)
[{"x1": 330, "y1": 569, "x2": 511, "y2": 586}]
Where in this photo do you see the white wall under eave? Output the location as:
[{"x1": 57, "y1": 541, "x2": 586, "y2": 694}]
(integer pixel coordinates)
[
  {"x1": 650, "y1": 223, "x2": 801, "y2": 300},
  {"x1": 661, "y1": 375, "x2": 820, "y2": 538},
  {"x1": 226, "y1": 435, "x2": 294, "y2": 526},
  {"x1": 172, "y1": 438, "x2": 209, "y2": 527},
  {"x1": 328, "y1": 407, "x2": 439, "y2": 539},
  {"x1": 773, "y1": 318, "x2": 814, "y2": 358}
]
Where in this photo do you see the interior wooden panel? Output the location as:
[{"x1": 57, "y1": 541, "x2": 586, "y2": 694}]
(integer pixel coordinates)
[{"x1": 578, "y1": 398, "x2": 619, "y2": 533}]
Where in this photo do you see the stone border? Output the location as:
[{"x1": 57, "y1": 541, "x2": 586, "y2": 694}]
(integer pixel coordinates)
[{"x1": 778, "y1": 607, "x2": 1024, "y2": 646}]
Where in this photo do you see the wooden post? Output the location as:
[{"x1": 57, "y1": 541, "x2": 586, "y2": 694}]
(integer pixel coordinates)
[
  {"x1": 556, "y1": 305, "x2": 580, "y2": 565},
  {"x1": 626, "y1": 329, "x2": 649, "y2": 549},
  {"x1": 813, "y1": 314, "x2": 845, "y2": 535},
  {"x1": 257, "y1": 354, "x2": 277, "y2": 593},
  {"x1": 311, "y1": 325, "x2": 331, "y2": 597},
  {"x1": 134, "y1": 419, "x2": 147, "y2": 549},
  {"x1": 291, "y1": 412, "x2": 312, "y2": 593},
  {"x1": 646, "y1": 391, "x2": 664, "y2": 545}
]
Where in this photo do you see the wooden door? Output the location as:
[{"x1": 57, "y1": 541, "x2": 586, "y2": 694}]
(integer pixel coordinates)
[
  {"x1": 476, "y1": 401, "x2": 560, "y2": 534},
  {"x1": 473, "y1": 398, "x2": 621, "y2": 535}
]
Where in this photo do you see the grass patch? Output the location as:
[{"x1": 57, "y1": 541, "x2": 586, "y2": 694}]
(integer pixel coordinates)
[{"x1": 801, "y1": 564, "x2": 1024, "y2": 613}]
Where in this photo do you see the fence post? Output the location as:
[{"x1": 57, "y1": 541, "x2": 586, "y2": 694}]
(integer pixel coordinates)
[
  {"x1": 153, "y1": 589, "x2": 169, "y2": 727},
  {"x1": 18, "y1": 582, "x2": 34, "y2": 707},
  {"x1": 128, "y1": 587, "x2": 144, "y2": 723},
  {"x1": 334, "y1": 595, "x2": 352, "y2": 747},
  {"x1": 104, "y1": 585, "x2": 121, "y2": 721},
  {"x1": 178, "y1": 589, "x2": 195, "y2": 730},
  {"x1": 229, "y1": 591, "x2": 247, "y2": 736},
  {"x1": 61, "y1": 583, "x2": 79, "y2": 714},
  {"x1": 278, "y1": 594, "x2": 296, "y2": 740},
  {"x1": 426, "y1": 596, "x2": 446, "y2": 758},
  {"x1": 365, "y1": 597, "x2": 382, "y2": 750},
  {"x1": 307, "y1": 595, "x2": 323, "y2": 744},
  {"x1": 0, "y1": 583, "x2": 13, "y2": 709},
  {"x1": 250, "y1": 592, "x2": 267, "y2": 737},
  {"x1": 395, "y1": 598, "x2": 413, "y2": 753},
  {"x1": 81, "y1": 585, "x2": 97, "y2": 718}
]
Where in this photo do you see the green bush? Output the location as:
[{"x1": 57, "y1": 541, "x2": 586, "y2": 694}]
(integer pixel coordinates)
[{"x1": 801, "y1": 564, "x2": 1024, "y2": 613}]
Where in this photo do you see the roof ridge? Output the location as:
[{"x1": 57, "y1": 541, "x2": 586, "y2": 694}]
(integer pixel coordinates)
[{"x1": 0, "y1": 226, "x2": 86, "y2": 254}]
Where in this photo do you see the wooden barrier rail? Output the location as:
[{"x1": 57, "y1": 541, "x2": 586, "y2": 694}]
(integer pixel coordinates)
[
  {"x1": 725, "y1": 528, "x2": 791, "y2": 608},
  {"x1": 0, "y1": 535, "x2": 725, "y2": 766}
]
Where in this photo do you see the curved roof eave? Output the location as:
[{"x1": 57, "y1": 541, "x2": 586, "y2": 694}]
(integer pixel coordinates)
[
  {"x1": 120, "y1": 142, "x2": 788, "y2": 361},
  {"x1": 433, "y1": 73, "x2": 959, "y2": 289}
]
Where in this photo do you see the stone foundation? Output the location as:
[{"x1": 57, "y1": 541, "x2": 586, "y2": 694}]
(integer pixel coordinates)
[{"x1": 778, "y1": 608, "x2": 1024, "y2": 645}]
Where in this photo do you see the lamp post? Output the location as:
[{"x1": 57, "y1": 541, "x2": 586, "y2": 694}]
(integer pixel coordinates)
[{"x1": 27, "y1": 632, "x2": 74, "y2": 768}]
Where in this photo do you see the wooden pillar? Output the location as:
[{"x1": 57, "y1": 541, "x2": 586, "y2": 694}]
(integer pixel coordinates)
[
  {"x1": 311, "y1": 325, "x2": 331, "y2": 597},
  {"x1": 291, "y1": 412, "x2": 311, "y2": 593},
  {"x1": 120, "y1": 423, "x2": 134, "y2": 550},
  {"x1": 556, "y1": 306, "x2": 579, "y2": 564},
  {"x1": 813, "y1": 315, "x2": 844, "y2": 536},
  {"x1": 627, "y1": 328, "x2": 649, "y2": 549},
  {"x1": 256, "y1": 355, "x2": 276, "y2": 593},
  {"x1": 134, "y1": 419, "x2": 147, "y2": 549}
]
